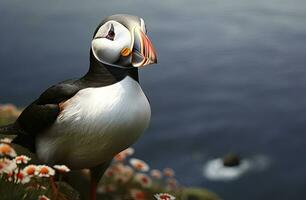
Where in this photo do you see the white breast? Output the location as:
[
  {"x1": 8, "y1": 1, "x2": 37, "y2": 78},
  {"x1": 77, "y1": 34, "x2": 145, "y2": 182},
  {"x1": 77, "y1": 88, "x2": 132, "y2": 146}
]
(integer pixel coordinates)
[{"x1": 36, "y1": 76, "x2": 151, "y2": 169}]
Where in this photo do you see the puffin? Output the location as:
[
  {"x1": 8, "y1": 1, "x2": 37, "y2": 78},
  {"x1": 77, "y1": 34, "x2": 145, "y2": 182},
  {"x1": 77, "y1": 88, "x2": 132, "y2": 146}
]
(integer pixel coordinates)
[{"x1": 0, "y1": 14, "x2": 157, "y2": 200}]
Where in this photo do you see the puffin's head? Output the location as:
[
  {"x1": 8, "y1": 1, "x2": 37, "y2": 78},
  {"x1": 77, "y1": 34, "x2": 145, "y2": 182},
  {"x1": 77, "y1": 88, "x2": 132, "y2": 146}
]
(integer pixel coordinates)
[{"x1": 91, "y1": 14, "x2": 157, "y2": 68}]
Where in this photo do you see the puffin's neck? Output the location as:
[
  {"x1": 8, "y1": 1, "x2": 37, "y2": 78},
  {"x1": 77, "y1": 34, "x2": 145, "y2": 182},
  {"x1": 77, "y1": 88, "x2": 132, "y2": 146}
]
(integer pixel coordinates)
[{"x1": 82, "y1": 51, "x2": 139, "y2": 85}]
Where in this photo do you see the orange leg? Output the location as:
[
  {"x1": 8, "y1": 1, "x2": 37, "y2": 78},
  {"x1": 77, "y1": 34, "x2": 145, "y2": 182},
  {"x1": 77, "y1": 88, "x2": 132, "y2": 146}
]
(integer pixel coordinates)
[
  {"x1": 90, "y1": 179, "x2": 98, "y2": 200},
  {"x1": 89, "y1": 161, "x2": 112, "y2": 200}
]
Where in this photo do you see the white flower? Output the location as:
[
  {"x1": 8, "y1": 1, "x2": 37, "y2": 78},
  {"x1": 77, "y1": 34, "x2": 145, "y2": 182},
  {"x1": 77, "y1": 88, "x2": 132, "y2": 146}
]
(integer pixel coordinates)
[
  {"x1": 97, "y1": 184, "x2": 117, "y2": 193},
  {"x1": 114, "y1": 164, "x2": 134, "y2": 184},
  {"x1": 134, "y1": 173, "x2": 152, "y2": 188},
  {"x1": 0, "y1": 158, "x2": 17, "y2": 174},
  {"x1": 15, "y1": 155, "x2": 31, "y2": 164},
  {"x1": 105, "y1": 163, "x2": 123, "y2": 177},
  {"x1": 38, "y1": 195, "x2": 50, "y2": 200},
  {"x1": 163, "y1": 168, "x2": 175, "y2": 177},
  {"x1": 129, "y1": 158, "x2": 149, "y2": 172},
  {"x1": 23, "y1": 165, "x2": 38, "y2": 177},
  {"x1": 36, "y1": 165, "x2": 55, "y2": 177},
  {"x1": 0, "y1": 138, "x2": 12, "y2": 143},
  {"x1": 154, "y1": 193, "x2": 176, "y2": 200},
  {"x1": 123, "y1": 147, "x2": 135, "y2": 156},
  {"x1": 0, "y1": 143, "x2": 16, "y2": 157},
  {"x1": 166, "y1": 178, "x2": 178, "y2": 190},
  {"x1": 53, "y1": 165, "x2": 70, "y2": 173}
]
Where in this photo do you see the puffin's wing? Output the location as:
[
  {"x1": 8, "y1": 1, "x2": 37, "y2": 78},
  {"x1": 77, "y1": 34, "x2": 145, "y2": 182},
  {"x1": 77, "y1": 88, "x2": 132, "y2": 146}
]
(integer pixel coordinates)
[{"x1": 13, "y1": 79, "x2": 82, "y2": 151}]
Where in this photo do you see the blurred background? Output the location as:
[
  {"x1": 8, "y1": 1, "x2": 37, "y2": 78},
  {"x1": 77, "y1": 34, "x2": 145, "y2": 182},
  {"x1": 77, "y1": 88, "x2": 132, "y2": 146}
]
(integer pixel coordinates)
[{"x1": 1, "y1": 0, "x2": 306, "y2": 199}]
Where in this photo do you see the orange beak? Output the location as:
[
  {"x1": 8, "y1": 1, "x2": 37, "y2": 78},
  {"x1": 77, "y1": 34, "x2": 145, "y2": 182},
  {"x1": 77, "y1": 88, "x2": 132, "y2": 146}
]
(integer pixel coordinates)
[{"x1": 131, "y1": 27, "x2": 157, "y2": 67}]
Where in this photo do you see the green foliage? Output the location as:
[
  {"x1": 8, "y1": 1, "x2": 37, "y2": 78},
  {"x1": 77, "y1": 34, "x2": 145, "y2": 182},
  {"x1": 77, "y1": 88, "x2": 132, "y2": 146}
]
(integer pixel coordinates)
[
  {"x1": 181, "y1": 188, "x2": 221, "y2": 200},
  {"x1": 0, "y1": 178, "x2": 41, "y2": 200}
]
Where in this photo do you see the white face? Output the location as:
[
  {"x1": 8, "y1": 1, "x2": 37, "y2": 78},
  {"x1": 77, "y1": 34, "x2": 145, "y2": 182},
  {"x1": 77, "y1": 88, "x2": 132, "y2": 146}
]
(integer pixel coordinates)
[{"x1": 92, "y1": 20, "x2": 132, "y2": 65}]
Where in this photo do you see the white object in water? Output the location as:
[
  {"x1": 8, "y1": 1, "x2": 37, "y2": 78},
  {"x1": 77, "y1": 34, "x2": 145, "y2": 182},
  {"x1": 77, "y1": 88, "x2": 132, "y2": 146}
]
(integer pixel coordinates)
[{"x1": 203, "y1": 158, "x2": 251, "y2": 181}]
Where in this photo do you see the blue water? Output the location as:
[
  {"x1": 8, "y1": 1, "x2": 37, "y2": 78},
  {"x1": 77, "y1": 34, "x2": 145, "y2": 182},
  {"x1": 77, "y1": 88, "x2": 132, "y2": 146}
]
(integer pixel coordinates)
[{"x1": 1, "y1": 0, "x2": 306, "y2": 199}]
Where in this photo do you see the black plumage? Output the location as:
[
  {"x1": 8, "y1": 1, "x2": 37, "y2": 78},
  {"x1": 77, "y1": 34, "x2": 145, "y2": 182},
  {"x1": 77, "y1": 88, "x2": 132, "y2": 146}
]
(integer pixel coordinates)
[{"x1": 5, "y1": 50, "x2": 139, "y2": 152}]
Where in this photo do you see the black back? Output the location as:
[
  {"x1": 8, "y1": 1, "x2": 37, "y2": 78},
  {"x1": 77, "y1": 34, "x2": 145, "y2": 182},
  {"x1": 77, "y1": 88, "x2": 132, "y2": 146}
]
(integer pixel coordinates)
[{"x1": 12, "y1": 49, "x2": 139, "y2": 152}]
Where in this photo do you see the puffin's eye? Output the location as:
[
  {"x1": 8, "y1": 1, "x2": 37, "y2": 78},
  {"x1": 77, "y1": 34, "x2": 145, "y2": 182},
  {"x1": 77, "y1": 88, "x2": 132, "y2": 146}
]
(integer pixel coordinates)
[{"x1": 106, "y1": 24, "x2": 115, "y2": 41}]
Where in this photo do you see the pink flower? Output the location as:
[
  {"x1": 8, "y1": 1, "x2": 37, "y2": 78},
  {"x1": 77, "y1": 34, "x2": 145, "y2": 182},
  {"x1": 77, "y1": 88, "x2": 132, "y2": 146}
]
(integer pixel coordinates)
[
  {"x1": 130, "y1": 158, "x2": 149, "y2": 172},
  {"x1": 105, "y1": 168, "x2": 115, "y2": 177},
  {"x1": 150, "y1": 169, "x2": 162, "y2": 179},
  {"x1": 15, "y1": 170, "x2": 31, "y2": 184},
  {"x1": 53, "y1": 165, "x2": 70, "y2": 173},
  {"x1": 114, "y1": 147, "x2": 135, "y2": 162},
  {"x1": 6, "y1": 171, "x2": 14, "y2": 182},
  {"x1": 154, "y1": 193, "x2": 176, "y2": 200},
  {"x1": 112, "y1": 163, "x2": 124, "y2": 173},
  {"x1": 15, "y1": 155, "x2": 31, "y2": 164},
  {"x1": 104, "y1": 163, "x2": 123, "y2": 178},
  {"x1": 134, "y1": 173, "x2": 152, "y2": 188},
  {"x1": 114, "y1": 153, "x2": 125, "y2": 162},
  {"x1": 6, "y1": 169, "x2": 31, "y2": 184},
  {"x1": 130, "y1": 189, "x2": 146, "y2": 200}
]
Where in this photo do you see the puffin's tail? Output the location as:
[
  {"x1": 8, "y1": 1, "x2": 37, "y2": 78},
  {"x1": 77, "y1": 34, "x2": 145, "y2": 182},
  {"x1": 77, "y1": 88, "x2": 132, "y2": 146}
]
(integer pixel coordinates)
[
  {"x1": 1, "y1": 124, "x2": 35, "y2": 152},
  {"x1": 0, "y1": 124, "x2": 20, "y2": 135}
]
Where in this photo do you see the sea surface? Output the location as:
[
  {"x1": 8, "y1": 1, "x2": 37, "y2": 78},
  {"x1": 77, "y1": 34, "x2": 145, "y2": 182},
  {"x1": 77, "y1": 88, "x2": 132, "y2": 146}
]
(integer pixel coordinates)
[{"x1": 1, "y1": 0, "x2": 306, "y2": 199}]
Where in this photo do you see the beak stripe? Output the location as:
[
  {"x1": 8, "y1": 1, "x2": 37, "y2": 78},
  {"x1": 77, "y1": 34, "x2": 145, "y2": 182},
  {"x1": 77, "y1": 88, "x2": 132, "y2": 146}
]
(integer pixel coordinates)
[{"x1": 132, "y1": 27, "x2": 157, "y2": 67}]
